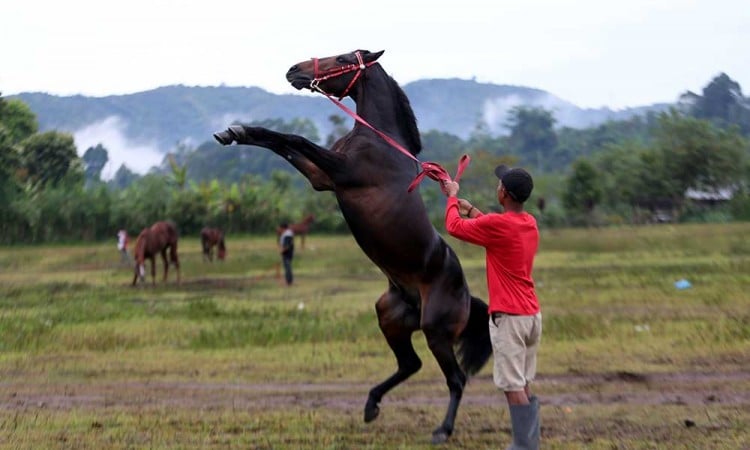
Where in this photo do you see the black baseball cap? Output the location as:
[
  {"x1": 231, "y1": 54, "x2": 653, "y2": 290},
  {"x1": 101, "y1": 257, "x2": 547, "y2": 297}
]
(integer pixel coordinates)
[{"x1": 494, "y1": 165, "x2": 534, "y2": 203}]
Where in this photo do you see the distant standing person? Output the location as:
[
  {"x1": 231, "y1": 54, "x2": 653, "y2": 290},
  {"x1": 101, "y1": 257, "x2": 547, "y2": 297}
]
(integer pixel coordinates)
[
  {"x1": 117, "y1": 229, "x2": 130, "y2": 264},
  {"x1": 278, "y1": 222, "x2": 295, "y2": 286},
  {"x1": 440, "y1": 165, "x2": 541, "y2": 450}
]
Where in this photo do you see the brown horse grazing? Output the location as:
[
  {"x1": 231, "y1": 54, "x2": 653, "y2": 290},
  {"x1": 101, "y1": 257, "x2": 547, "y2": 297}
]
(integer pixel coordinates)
[
  {"x1": 200, "y1": 227, "x2": 226, "y2": 261},
  {"x1": 132, "y1": 221, "x2": 181, "y2": 286},
  {"x1": 214, "y1": 49, "x2": 491, "y2": 444},
  {"x1": 276, "y1": 214, "x2": 314, "y2": 249}
]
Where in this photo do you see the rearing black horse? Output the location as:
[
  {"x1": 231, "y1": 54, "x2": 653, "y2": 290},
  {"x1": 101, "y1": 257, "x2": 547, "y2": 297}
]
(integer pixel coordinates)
[{"x1": 214, "y1": 49, "x2": 491, "y2": 444}]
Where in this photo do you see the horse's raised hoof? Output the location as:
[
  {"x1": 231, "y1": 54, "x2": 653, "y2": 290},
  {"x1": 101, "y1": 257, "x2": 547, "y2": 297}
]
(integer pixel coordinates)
[
  {"x1": 227, "y1": 124, "x2": 247, "y2": 141},
  {"x1": 363, "y1": 398, "x2": 380, "y2": 423},
  {"x1": 213, "y1": 130, "x2": 234, "y2": 145},
  {"x1": 430, "y1": 427, "x2": 451, "y2": 445}
]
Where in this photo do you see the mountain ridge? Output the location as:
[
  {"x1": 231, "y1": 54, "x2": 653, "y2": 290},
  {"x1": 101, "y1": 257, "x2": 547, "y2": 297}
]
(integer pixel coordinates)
[{"x1": 11, "y1": 79, "x2": 670, "y2": 171}]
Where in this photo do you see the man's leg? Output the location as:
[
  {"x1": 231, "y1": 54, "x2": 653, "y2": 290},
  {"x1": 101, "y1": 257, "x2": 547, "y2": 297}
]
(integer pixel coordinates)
[
  {"x1": 282, "y1": 257, "x2": 293, "y2": 285},
  {"x1": 507, "y1": 398, "x2": 538, "y2": 450},
  {"x1": 492, "y1": 314, "x2": 540, "y2": 450},
  {"x1": 529, "y1": 395, "x2": 540, "y2": 448}
]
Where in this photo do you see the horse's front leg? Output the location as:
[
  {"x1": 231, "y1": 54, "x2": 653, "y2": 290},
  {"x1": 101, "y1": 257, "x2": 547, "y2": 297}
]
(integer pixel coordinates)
[
  {"x1": 132, "y1": 263, "x2": 141, "y2": 286},
  {"x1": 150, "y1": 257, "x2": 157, "y2": 286},
  {"x1": 214, "y1": 125, "x2": 342, "y2": 191}
]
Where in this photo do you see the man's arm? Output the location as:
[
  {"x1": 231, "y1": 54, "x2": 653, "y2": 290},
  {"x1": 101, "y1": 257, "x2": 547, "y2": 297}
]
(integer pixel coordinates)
[
  {"x1": 441, "y1": 180, "x2": 484, "y2": 218},
  {"x1": 458, "y1": 199, "x2": 484, "y2": 218}
]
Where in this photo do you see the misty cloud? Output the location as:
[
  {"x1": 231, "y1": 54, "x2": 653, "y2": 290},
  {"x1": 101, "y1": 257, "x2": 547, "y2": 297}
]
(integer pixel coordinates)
[
  {"x1": 481, "y1": 94, "x2": 526, "y2": 135},
  {"x1": 73, "y1": 116, "x2": 164, "y2": 180},
  {"x1": 482, "y1": 93, "x2": 618, "y2": 133}
]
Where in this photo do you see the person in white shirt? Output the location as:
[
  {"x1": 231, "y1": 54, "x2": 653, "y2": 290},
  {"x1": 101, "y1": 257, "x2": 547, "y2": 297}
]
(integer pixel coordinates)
[{"x1": 117, "y1": 229, "x2": 130, "y2": 264}]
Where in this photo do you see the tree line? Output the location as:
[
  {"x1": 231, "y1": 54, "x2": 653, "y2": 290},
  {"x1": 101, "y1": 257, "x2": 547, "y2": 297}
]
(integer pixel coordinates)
[{"x1": 1, "y1": 72, "x2": 749, "y2": 244}]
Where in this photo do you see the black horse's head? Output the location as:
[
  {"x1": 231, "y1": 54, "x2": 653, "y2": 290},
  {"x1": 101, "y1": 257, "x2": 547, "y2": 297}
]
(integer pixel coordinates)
[{"x1": 286, "y1": 49, "x2": 385, "y2": 97}]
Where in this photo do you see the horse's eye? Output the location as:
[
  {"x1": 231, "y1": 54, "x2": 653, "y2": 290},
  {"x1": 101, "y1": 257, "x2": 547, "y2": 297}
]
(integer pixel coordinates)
[{"x1": 336, "y1": 57, "x2": 347, "y2": 63}]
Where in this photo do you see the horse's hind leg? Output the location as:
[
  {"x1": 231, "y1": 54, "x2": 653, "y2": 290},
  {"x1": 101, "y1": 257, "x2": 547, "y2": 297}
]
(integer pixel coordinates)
[
  {"x1": 201, "y1": 240, "x2": 209, "y2": 262},
  {"x1": 365, "y1": 290, "x2": 421, "y2": 423},
  {"x1": 161, "y1": 249, "x2": 169, "y2": 282},
  {"x1": 423, "y1": 327, "x2": 466, "y2": 443},
  {"x1": 170, "y1": 244, "x2": 181, "y2": 284},
  {"x1": 422, "y1": 293, "x2": 470, "y2": 444}
]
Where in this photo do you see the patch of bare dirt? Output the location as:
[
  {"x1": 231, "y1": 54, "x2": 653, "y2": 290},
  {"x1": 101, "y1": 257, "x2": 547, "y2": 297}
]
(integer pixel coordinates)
[{"x1": 2, "y1": 370, "x2": 749, "y2": 412}]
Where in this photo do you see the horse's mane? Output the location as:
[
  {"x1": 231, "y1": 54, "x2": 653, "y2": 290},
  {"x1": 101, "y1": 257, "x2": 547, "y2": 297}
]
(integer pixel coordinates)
[{"x1": 369, "y1": 65, "x2": 422, "y2": 157}]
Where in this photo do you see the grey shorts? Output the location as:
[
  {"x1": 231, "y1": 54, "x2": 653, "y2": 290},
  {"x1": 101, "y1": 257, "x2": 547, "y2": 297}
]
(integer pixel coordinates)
[{"x1": 489, "y1": 312, "x2": 542, "y2": 391}]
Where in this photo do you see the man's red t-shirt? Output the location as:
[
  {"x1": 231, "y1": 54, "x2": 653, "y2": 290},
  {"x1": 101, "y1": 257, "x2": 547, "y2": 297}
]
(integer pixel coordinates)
[{"x1": 445, "y1": 197, "x2": 540, "y2": 315}]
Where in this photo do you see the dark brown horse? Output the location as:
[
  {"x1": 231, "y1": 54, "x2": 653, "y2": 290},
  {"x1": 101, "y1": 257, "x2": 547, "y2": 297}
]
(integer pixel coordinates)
[
  {"x1": 200, "y1": 227, "x2": 226, "y2": 261},
  {"x1": 214, "y1": 49, "x2": 490, "y2": 444},
  {"x1": 132, "y1": 221, "x2": 180, "y2": 286},
  {"x1": 275, "y1": 214, "x2": 314, "y2": 249}
]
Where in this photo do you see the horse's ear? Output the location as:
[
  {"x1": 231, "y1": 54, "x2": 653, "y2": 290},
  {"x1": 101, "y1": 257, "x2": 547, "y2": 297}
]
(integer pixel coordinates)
[{"x1": 363, "y1": 50, "x2": 385, "y2": 63}]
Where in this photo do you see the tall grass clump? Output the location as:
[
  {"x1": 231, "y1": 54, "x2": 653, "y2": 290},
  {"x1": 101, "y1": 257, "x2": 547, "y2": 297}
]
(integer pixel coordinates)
[
  {"x1": 542, "y1": 313, "x2": 612, "y2": 341},
  {"x1": 188, "y1": 308, "x2": 378, "y2": 349},
  {"x1": 0, "y1": 317, "x2": 54, "y2": 351}
]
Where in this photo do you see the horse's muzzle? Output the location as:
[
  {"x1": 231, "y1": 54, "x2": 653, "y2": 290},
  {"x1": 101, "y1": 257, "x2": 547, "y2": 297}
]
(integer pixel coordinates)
[
  {"x1": 288, "y1": 77, "x2": 312, "y2": 91},
  {"x1": 286, "y1": 68, "x2": 312, "y2": 90}
]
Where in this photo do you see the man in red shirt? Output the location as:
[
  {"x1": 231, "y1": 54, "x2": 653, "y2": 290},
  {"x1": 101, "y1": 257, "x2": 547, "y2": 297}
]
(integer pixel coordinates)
[{"x1": 441, "y1": 165, "x2": 541, "y2": 450}]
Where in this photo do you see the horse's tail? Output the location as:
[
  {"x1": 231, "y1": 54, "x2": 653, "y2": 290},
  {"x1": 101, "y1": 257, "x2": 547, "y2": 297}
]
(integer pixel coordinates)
[{"x1": 456, "y1": 295, "x2": 492, "y2": 376}]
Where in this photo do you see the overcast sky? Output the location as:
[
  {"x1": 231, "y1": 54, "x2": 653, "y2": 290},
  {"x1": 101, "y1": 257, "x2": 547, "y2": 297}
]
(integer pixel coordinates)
[{"x1": 2, "y1": 0, "x2": 749, "y2": 110}]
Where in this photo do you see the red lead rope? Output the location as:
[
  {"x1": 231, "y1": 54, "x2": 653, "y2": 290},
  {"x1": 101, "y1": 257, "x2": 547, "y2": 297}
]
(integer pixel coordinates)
[
  {"x1": 310, "y1": 51, "x2": 471, "y2": 193},
  {"x1": 314, "y1": 84, "x2": 470, "y2": 192},
  {"x1": 406, "y1": 154, "x2": 470, "y2": 192}
]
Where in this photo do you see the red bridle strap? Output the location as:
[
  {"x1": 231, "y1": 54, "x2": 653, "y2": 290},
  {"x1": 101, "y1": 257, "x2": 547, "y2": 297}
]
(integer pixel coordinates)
[
  {"x1": 311, "y1": 51, "x2": 378, "y2": 100},
  {"x1": 406, "y1": 154, "x2": 470, "y2": 193},
  {"x1": 310, "y1": 52, "x2": 471, "y2": 192}
]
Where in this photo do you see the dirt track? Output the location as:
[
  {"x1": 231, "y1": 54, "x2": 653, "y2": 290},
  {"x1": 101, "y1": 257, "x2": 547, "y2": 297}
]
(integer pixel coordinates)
[{"x1": 4, "y1": 370, "x2": 749, "y2": 412}]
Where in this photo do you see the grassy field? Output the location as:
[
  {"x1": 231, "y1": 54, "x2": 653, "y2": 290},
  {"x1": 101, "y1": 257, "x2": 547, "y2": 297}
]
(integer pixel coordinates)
[{"x1": 0, "y1": 223, "x2": 749, "y2": 449}]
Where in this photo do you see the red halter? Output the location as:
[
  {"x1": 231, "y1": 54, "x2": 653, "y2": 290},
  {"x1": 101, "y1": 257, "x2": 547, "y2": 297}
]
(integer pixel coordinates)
[
  {"x1": 311, "y1": 51, "x2": 378, "y2": 100},
  {"x1": 309, "y1": 51, "x2": 470, "y2": 192}
]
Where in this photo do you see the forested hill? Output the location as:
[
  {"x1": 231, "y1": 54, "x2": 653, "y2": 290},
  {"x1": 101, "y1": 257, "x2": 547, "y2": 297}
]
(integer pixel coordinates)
[{"x1": 13, "y1": 79, "x2": 668, "y2": 151}]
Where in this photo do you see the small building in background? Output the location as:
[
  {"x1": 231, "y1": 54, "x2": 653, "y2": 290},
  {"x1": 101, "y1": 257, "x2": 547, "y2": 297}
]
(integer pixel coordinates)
[{"x1": 685, "y1": 187, "x2": 735, "y2": 206}]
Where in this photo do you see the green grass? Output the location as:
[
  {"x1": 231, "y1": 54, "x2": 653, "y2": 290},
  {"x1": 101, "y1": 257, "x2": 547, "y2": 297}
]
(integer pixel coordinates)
[{"x1": 0, "y1": 225, "x2": 749, "y2": 448}]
